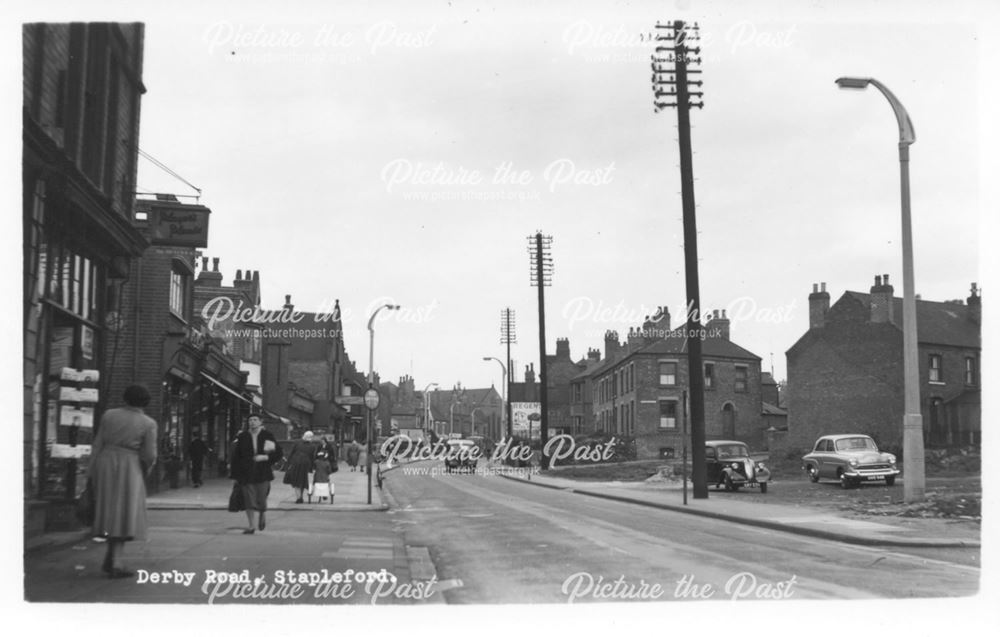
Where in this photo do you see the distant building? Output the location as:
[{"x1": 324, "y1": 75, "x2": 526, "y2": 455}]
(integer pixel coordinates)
[
  {"x1": 427, "y1": 383, "x2": 503, "y2": 439},
  {"x1": 786, "y1": 276, "x2": 981, "y2": 450}
]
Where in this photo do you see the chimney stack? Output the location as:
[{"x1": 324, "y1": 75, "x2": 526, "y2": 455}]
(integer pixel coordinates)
[
  {"x1": 869, "y1": 274, "x2": 895, "y2": 324},
  {"x1": 967, "y1": 282, "x2": 981, "y2": 324},
  {"x1": 284, "y1": 294, "x2": 294, "y2": 312},
  {"x1": 809, "y1": 282, "x2": 831, "y2": 329},
  {"x1": 524, "y1": 363, "x2": 536, "y2": 384},
  {"x1": 196, "y1": 256, "x2": 223, "y2": 286},
  {"x1": 587, "y1": 348, "x2": 601, "y2": 362},
  {"x1": 555, "y1": 338, "x2": 571, "y2": 361},
  {"x1": 604, "y1": 330, "x2": 620, "y2": 361},
  {"x1": 706, "y1": 308, "x2": 731, "y2": 340}
]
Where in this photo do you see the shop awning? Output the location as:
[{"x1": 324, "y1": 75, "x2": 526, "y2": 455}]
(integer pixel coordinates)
[{"x1": 200, "y1": 372, "x2": 254, "y2": 406}]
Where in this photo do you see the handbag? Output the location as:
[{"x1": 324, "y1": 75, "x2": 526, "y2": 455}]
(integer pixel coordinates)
[
  {"x1": 76, "y1": 479, "x2": 95, "y2": 525},
  {"x1": 228, "y1": 481, "x2": 245, "y2": 512}
]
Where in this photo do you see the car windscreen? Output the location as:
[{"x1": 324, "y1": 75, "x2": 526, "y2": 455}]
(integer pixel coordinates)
[
  {"x1": 834, "y1": 437, "x2": 877, "y2": 451},
  {"x1": 714, "y1": 444, "x2": 749, "y2": 459}
]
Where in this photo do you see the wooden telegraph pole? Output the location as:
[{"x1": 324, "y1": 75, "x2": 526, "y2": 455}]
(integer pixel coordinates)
[{"x1": 652, "y1": 20, "x2": 709, "y2": 499}]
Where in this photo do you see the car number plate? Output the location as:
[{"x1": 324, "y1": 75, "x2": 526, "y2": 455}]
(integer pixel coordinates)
[{"x1": 865, "y1": 476, "x2": 883, "y2": 481}]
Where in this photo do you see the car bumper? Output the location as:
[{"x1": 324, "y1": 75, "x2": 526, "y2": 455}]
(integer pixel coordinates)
[{"x1": 843, "y1": 467, "x2": 900, "y2": 480}]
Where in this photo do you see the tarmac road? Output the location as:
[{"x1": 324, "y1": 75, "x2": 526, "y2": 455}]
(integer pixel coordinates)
[{"x1": 382, "y1": 461, "x2": 980, "y2": 603}]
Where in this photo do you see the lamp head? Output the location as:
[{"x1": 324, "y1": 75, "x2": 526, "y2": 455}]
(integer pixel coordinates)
[{"x1": 835, "y1": 77, "x2": 871, "y2": 90}]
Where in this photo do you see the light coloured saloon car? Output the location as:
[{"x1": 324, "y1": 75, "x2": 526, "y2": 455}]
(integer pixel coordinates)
[{"x1": 802, "y1": 434, "x2": 900, "y2": 489}]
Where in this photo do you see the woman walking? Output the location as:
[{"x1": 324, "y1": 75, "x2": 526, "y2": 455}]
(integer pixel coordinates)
[
  {"x1": 283, "y1": 431, "x2": 317, "y2": 503},
  {"x1": 230, "y1": 414, "x2": 283, "y2": 533},
  {"x1": 89, "y1": 385, "x2": 157, "y2": 578},
  {"x1": 346, "y1": 440, "x2": 361, "y2": 471}
]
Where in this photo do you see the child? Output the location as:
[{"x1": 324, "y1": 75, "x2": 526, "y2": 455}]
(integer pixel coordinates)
[{"x1": 310, "y1": 452, "x2": 334, "y2": 503}]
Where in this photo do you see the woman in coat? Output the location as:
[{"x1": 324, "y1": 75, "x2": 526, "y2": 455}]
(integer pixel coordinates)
[
  {"x1": 346, "y1": 440, "x2": 361, "y2": 471},
  {"x1": 89, "y1": 384, "x2": 157, "y2": 578},
  {"x1": 230, "y1": 414, "x2": 283, "y2": 533},
  {"x1": 319, "y1": 436, "x2": 339, "y2": 473},
  {"x1": 282, "y1": 430, "x2": 316, "y2": 503}
]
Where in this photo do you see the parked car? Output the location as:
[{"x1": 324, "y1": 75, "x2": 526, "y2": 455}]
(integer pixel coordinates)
[
  {"x1": 444, "y1": 439, "x2": 479, "y2": 473},
  {"x1": 802, "y1": 434, "x2": 899, "y2": 489},
  {"x1": 705, "y1": 440, "x2": 770, "y2": 493}
]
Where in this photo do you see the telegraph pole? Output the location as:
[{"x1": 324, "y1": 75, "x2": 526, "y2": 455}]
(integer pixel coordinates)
[
  {"x1": 528, "y1": 232, "x2": 553, "y2": 469},
  {"x1": 652, "y1": 20, "x2": 709, "y2": 498},
  {"x1": 500, "y1": 308, "x2": 516, "y2": 440}
]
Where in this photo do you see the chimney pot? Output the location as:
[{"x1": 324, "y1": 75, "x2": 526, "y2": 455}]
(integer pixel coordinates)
[
  {"x1": 213, "y1": 257, "x2": 220, "y2": 272},
  {"x1": 285, "y1": 294, "x2": 291, "y2": 305},
  {"x1": 821, "y1": 282, "x2": 827, "y2": 293},
  {"x1": 874, "y1": 275, "x2": 881, "y2": 286},
  {"x1": 884, "y1": 274, "x2": 890, "y2": 285},
  {"x1": 253, "y1": 270, "x2": 260, "y2": 281},
  {"x1": 236, "y1": 269, "x2": 242, "y2": 280},
  {"x1": 201, "y1": 257, "x2": 209, "y2": 270},
  {"x1": 812, "y1": 283, "x2": 818, "y2": 293}
]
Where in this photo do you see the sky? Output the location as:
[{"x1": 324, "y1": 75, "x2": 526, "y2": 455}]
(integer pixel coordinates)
[{"x1": 5, "y1": 0, "x2": 996, "y2": 395}]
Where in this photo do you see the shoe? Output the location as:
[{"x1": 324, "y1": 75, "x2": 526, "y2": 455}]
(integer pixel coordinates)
[
  {"x1": 295, "y1": 498, "x2": 303, "y2": 504},
  {"x1": 243, "y1": 528, "x2": 255, "y2": 535},
  {"x1": 107, "y1": 568, "x2": 135, "y2": 579},
  {"x1": 258, "y1": 513, "x2": 266, "y2": 531}
]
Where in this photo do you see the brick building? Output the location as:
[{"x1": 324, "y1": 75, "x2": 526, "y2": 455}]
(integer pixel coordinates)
[
  {"x1": 260, "y1": 295, "x2": 349, "y2": 440},
  {"x1": 23, "y1": 23, "x2": 149, "y2": 526},
  {"x1": 568, "y1": 307, "x2": 765, "y2": 459},
  {"x1": 427, "y1": 384, "x2": 503, "y2": 439},
  {"x1": 786, "y1": 276, "x2": 981, "y2": 450}
]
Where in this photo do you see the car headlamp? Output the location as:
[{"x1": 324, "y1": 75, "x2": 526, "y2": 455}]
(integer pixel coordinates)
[
  {"x1": 887, "y1": 454, "x2": 896, "y2": 464},
  {"x1": 849, "y1": 458, "x2": 859, "y2": 466},
  {"x1": 731, "y1": 462, "x2": 739, "y2": 469}
]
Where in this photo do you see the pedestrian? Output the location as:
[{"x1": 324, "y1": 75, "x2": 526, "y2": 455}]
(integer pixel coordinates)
[
  {"x1": 283, "y1": 430, "x2": 317, "y2": 503},
  {"x1": 320, "y1": 435, "x2": 339, "y2": 473},
  {"x1": 346, "y1": 439, "x2": 361, "y2": 471},
  {"x1": 229, "y1": 414, "x2": 283, "y2": 534},
  {"x1": 188, "y1": 431, "x2": 210, "y2": 487},
  {"x1": 310, "y1": 452, "x2": 334, "y2": 503},
  {"x1": 89, "y1": 384, "x2": 157, "y2": 578}
]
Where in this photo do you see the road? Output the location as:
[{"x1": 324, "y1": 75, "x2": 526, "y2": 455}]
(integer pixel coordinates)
[
  {"x1": 382, "y1": 460, "x2": 980, "y2": 603},
  {"x1": 24, "y1": 459, "x2": 979, "y2": 604}
]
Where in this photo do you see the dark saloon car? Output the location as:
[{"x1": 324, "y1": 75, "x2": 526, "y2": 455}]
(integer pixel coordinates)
[
  {"x1": 802, "y1": 434, "x2": 899, "y2": 489},
  {"x1": 705, "y1": 440, "x2": 770, "y2": 493},
  {"x1": 444, "y1": 439, "x2": 479, "y2": 473}
]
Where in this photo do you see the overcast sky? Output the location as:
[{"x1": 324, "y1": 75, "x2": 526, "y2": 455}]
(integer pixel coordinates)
[{"x1": 9, "y1": 0, "x2": 996, "y2": 393}]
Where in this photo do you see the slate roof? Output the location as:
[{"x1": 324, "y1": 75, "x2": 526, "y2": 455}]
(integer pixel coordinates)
[{"x1": 843, "y1": 292, "x2": 980, "y2": 348}]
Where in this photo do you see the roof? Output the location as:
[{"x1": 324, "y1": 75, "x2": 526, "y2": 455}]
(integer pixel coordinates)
[
  {"x1": 762, "y1": 401, "x2": 787, "y2": 416},
  {"x1": 843, "y1": 291, "x2": 980, "y2": 348},
  {"x1": 634, "y1": 335, "x2": 760, "y2": 360}
]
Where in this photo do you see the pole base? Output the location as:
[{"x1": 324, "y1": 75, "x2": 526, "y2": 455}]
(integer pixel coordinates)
[{"x1": 902, "y1": 412, "x2": 925, "y2": 503}]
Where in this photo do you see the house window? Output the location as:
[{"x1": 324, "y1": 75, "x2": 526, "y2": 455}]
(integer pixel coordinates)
[
  {"x1": 572, "y1": 383, "x2": 582, "y2": 403},
  {"x1": 704, "y1": 363, "x2": 715, "y2": 389},
  {"x1": 658, "y1": 400, "x2": 678, "y2": 429},
  {"x1": 629, "y1": 364, "x2": 634, "y2": 392},
  {"x1": 734, "y1": 366, "x2": 748, "y2": 393},
  {"x1": 929, "y1": 354, "x2": 943, "y2": 383},
  {"x1": 169, "y1": 266, "x2": 190, "y2": 318},
  {"x1": 965, "y1": 357, "x2": 977, "y2": 386},
  {"x1": 659, "y1": 361, "x2": 677, "y2": 386}
]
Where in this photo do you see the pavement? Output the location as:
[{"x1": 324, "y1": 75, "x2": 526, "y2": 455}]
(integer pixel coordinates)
[
  {"x1": 25, "y1": 460, "x2": 385, "y2": 554},
  {"x1": 497, "y1": 466, "x2": 981, "y2": 549}
]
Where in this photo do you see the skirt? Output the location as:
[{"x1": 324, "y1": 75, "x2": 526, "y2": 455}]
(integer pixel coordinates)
[{"x1": 241, "y1": 481, "x2": 271, "y2": 511}]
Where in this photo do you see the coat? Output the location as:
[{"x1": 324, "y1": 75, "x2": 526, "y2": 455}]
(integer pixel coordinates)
[
  {"x1": 346, "y1": 443, "x2": 361, "y2": 466},
  {"x1": 313, "y1": 457, "x2": 332, "y2": 484},
  {"x1": 282, "y1": 440, "x2": 316, "y2": 489},
  {"x1": 89, "y1": 406, "x2": 157, "y2": 541},
  {"x1": 229, "y1": 428, "x2": 283, "y2": 485}
]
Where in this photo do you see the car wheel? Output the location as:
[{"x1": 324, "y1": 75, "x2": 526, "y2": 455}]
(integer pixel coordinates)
[
  {"x1": 760, "y1": 482, "x2": 768, "y2": 494},
  {"x1": 839, "y1": 471, "x2": 854, "y2": 489},
  {"x1": 807, "y1": 465, "x2": 820, "y2": 483},
  {"x1": 885, "y1": 476, "x2": 896, "y2": 487}
]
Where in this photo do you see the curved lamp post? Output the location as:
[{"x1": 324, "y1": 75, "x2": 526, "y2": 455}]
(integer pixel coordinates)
[
  {"x1": 836, "y1": 76, "x2": 924, "y2": 502},
  {"x1": 483, "y1": 356, "x2": 508, "y2": 440},
  {"x1": 366, "y1": 303, "x2": 400, "y2": 504},
  {"x1": 422, "y1": 382, "x2": 438, "y2": 436}
]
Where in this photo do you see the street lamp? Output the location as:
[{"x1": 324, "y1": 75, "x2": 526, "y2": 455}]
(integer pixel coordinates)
[
  {"x1": 483, "y1": 356, "x2": 508, "y2": 440},
  {"x1": 422, "y1": 382, "x2": 438, "y2": 438},
  {"x1": 470, "y1": 408, "x2": 482, "y2": 436},
  {"x1": 367, "y1": 303, "x2": 400, "y2": 504},
  {"x1": 836, "y1": 76, "x2": 924, "y2": 502}
]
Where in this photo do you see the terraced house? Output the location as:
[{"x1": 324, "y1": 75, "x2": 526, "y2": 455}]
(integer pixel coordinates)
[
  {"x1": 569, "y1": 307, "x2": 765, "y2": 459},
  {"x1": 786, "y1": 276, "x2": 981, "y2": 451}
]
